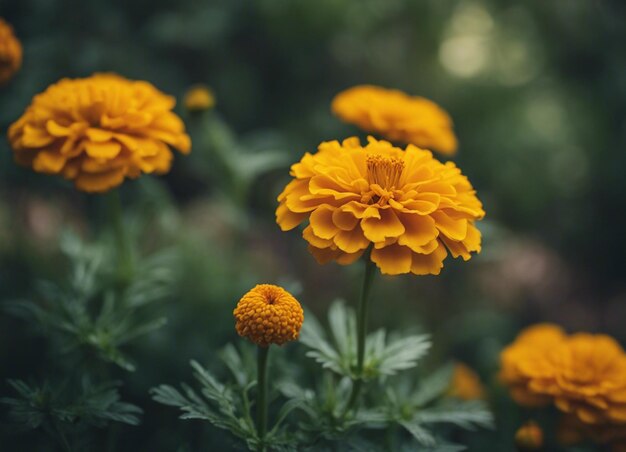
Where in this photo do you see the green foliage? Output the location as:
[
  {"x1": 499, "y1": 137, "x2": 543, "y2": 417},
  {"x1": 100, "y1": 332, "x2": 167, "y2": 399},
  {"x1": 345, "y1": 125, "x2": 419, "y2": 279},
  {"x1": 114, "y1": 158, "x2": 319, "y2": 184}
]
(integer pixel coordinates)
[
  {"x1": 152, "y1": 347, "x2": 302, "y2": 451},
  {"x1": 300, "y1": 301, "x2": 431, "y2": 379},
  {"x1": 288, "y1": 301, "x2": 493, "y2": 450},
  {"x1": 1, "y1": 226, "x2": 179, "y2": 449},
  {"x1": 5, "y1": 232, "x2": 174, "y2": 372},
  {"x1": 1, "y1": 379, "x2": 141, "y2": 431}
]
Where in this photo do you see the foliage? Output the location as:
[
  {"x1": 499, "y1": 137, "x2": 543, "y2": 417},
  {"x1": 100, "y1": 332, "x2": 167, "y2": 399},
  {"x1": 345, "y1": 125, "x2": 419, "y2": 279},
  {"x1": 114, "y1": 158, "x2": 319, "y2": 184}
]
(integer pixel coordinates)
[{"x1": 153, "y1": 302, "x2": 493, "y2": 450}]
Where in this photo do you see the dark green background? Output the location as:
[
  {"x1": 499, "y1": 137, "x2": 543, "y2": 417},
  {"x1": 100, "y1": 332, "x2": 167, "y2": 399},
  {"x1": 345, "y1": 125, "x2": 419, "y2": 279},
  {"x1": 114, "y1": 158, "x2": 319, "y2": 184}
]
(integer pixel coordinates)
[{"x1": 0, "y1": 0, "x2": 625, "y2": 450}]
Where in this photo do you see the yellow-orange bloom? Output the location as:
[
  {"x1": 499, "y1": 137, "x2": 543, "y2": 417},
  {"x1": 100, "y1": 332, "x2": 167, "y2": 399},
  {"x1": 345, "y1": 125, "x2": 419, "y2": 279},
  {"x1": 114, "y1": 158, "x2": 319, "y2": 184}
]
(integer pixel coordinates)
[
  {"x1": 515, "y1": 421, "x2": 543, "y2": 451},
  {"x1": 234, "y1": 284, "x2": 304, "y2": 347},
  {"x1": 0, "y1": 18, "x2": 22, "y2": 84},
  {"x1": 448, "y1": 363, "x2": 485, "y2": 400},
  {"x1": 276, "y1": 137, "x2": 484, "y2": 275},
  {"x1": 331, "y1": 85, "x2": 458, "y2": 155},
  {"x1": 8, "y1": 73, "x2": 191, "y2": 193},
  {"x1": 183, "y1": 85, "x2": 215, "y2": 112},
  {"x1": 500, "y1": 324, "x2": 626, "y2": 425}
]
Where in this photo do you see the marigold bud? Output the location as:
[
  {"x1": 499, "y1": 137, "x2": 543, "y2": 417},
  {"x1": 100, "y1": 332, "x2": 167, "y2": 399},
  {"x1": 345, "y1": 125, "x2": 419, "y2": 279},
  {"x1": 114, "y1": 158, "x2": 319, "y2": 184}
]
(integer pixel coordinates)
[
  {"x1": 184, "y1": 85, "x2": 215, "y2": 112},
  {"x1": 515, "y1": 421, "x2": 544, "y2": 451},
  {"x1": 234, "y1": 284, "x2": 304, "y2": 347}
]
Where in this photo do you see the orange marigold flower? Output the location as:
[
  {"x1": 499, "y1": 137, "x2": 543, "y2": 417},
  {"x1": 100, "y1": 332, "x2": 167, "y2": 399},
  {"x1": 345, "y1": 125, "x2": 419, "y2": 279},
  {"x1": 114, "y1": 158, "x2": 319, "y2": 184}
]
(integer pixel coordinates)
[
  {"x1": 183, "y1": 84, "x2": 215, "y2": 112},
  {"x1": 234, "y1": 284, "x2": 304, "y2": 347},
  {"x1": 331, "y1": 85, "x2": 458, "y2": 155},
  {"x1": 0, "y1": 18, "x2": 22, "y2": 84},
  {"x1": 500, "y1": 324, "x2": 626, "y2": 425},
  {"x1": 8, "y1": 73, "x2": 191, "y2": 193},
  {"x1": 449, "y1": 363, "x2": 485, "y2": 400},
  {"x1": 515, "y1": 421, "x2": 544, "y2": 451},
  {"x1": 276, "y1": 137, "x2": 484, "y2": 275}
]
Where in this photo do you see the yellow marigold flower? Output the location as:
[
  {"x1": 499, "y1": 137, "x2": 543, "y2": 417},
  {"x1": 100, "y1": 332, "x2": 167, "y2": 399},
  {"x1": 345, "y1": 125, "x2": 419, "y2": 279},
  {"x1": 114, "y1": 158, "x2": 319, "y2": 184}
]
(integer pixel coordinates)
[
  {"x1": 183, "y1": 84, "x2": 215, "y2": 112},
  {"x1": 276, "y1": 136, "x2": 484, "y2": 275},
  {"x1": 234, "y1": 284, "x2": 304, "y2": 347},
  {"x1": 515, "y1": 421, "x2": 543, "y2": 451},
  {"x1": 331, "y1": 85, "x2": 458, "y2": 155},
  {"x1": 0, "y1": 18, "x2": 22, "y2": 84},
  {"x1": 448, "y1": 363, "x2": 485, "y2": 400},
  {"x1": 8, "y1": 73, "x2": 191, "y2": 193},
  {"x1": 500, "y1": 324, "x2": 626, "y2": 425}
]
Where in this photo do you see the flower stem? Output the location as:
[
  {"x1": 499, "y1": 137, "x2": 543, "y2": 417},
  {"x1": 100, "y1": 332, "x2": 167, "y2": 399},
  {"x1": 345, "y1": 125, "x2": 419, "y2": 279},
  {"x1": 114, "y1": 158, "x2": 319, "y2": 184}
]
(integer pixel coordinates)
[
  {"x1": 342, "y1": 252, "x2": 376, "y2": 416},
  {"x1": 107, "y1": 190, "x2": 133, "y2": 283},
  {"x1": 256, "y1": 345, "x2": 270, "y2": 450}
]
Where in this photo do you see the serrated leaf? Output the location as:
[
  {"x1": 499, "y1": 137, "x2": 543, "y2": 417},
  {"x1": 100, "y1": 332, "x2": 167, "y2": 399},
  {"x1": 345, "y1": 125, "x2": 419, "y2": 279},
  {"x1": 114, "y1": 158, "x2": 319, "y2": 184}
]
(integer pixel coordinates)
[
  {"x1": 399, "y1": 419, "x2": 436, "y2": 446},
  {"x1": 413, "y1": 400, "x2": 494, "y2": 430},
  {"x1": 411, "y1": 364, "x2": 455, "y2": 407}
]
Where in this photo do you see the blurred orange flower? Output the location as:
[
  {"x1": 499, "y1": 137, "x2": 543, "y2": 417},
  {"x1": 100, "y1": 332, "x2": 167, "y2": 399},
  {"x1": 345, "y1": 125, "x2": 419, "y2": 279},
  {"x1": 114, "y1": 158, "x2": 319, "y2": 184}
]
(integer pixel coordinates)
[
  {"x1": 8, "y1": 73, "x2": 191, "y2": 193},
  {"x1": 449, "y1": 363, "x2": 485, "y2": 400},
  {"x1": 501, "y1": 324, "x2": 626, "y2": 425},
  {"x1": 331, "y1": 85, "x2": 458, "y2": 155},
  {"x1": 515, "y1": 421, "x2": 543, "y2": 451},
  {"x1": 0, "y1": 18, "x2": 22, "y2": 84},
  {"x1": 276, "y1": 136, "x2": 484, "y2": 275},
  {"x1": 234, "y1": 284, "x2": 304, "y2": 347}
]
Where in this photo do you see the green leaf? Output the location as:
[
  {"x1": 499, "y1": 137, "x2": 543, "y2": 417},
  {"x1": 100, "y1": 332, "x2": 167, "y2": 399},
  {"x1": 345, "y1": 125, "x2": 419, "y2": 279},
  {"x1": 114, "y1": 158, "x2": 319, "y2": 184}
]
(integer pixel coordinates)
[
  {"x1": 399, "y1": 419, "x2": 436, "y2": 446},
  {"x1": 413, "y1": 400, "x2": 494, "y2": 430},
  {"x1": 411, "y1": 364, "x2": 455, "y2": 407}
]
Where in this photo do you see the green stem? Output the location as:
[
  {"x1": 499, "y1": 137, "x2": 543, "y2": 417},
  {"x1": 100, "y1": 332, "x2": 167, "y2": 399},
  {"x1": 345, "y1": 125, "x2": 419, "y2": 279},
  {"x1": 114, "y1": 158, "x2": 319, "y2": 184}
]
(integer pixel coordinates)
[
  {"x1": 54, "y1": 420, "x2": 72, "y2": 452},
  {"x1": 342, "y1": 251, "x2": 376, "y2": 416},
  {"x1": 256, "y1": 346, "x2": 270, "y2": 451},
  {"x1": 107, "y1": 190, "x2": 133, "y2": 283}
]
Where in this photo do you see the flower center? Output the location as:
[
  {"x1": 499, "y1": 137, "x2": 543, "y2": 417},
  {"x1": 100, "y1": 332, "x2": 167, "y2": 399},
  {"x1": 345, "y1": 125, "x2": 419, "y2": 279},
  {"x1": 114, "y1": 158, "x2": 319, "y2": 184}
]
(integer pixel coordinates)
[{"x1": 366, "y1": 154, "x2": 405, "y2": 190}]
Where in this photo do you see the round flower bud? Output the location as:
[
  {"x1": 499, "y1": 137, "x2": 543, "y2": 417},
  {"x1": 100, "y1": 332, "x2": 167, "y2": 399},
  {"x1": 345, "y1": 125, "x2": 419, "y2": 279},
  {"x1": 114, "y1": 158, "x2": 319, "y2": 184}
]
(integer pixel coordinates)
[
  {"x1": 183, "y1": 85, "x2": 215, "y2": 112},
  {"x1": 234, "y1": 284, "x2": 304, "y2": 347},
  {"x1": 515, "y1": 421, "x2": 544, "y2": 451}
]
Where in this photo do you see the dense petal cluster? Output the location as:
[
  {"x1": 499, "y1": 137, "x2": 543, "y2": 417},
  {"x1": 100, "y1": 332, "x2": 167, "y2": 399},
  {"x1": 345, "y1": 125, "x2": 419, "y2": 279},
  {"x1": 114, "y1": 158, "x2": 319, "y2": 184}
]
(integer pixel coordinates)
[
  {"x1": 0, "y1": 18, "x2": 22, "y2": 84},
  {"x1": 331, "y1": 85, "x2": 458, "y2": 155},
  {"x1": 183, "y1": 85, "x2": 215, "y2": 112},
  {"x1": 8, "y1": 73, "x2": 191, "y2": 193},
  {"x1": 500, "y1": 324, "x2": 626, "y2": 426},
  {"x1": 234, "y1": 284, "x2": 304, "y2": 347},
  {"x1": 276, "y1": 137, "x2": 484, "y2": 275},
  {"x1": 448, "y1": 363, "x2": 485, "y2": 400}
]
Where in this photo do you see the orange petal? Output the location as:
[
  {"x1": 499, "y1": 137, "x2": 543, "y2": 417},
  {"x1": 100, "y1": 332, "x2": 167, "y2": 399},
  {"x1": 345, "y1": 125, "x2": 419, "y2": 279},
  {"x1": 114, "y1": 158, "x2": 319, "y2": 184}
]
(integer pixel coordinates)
[
  {"x1": 410, "y1": 243, "x2": 447, "y2": 275},
  {"x1": 371, "y1": 244, "x2": 412, "y2": 275},
  {"x1": 361, "y1": 208, "x2": 405, "y2": 243},
  {"x1": 397, "y1": 213, "x2": 438, "y2": 251},
  {"x1": 84, "y1": 141, "x2": 122, "y2": 159},
  {"x1": 75, "y1": 168, "x2": 126, "y2": 193},
  {"x1": 309, "y1": 206, "x2": 339, "y2": 240}
]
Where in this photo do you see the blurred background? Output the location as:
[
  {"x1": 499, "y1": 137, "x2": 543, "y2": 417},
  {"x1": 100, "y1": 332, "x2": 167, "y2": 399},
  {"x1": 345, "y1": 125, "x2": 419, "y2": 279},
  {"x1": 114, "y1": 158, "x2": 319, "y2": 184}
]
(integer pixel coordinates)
[{"x1": 0, "y1": 0, "x2": 625, "y2": 450}]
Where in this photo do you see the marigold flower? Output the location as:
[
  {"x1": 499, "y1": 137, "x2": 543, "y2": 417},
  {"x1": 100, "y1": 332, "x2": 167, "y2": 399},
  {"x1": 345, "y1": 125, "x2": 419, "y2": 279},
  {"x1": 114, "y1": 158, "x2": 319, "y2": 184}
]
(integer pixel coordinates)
[
  {"x1": 183, "y1": 85, "x2": 215, "y2": 112},
  {"x1": 276, "y1": 137, "x2": 484, "y2": 275},
  {"x1": 0, "y1": 18, "x2": 22, "y2": 84},
  {"x1": 8, "y1": 73, "x2": 191, "y2": 193},
  {"x1": 331, "y1": 85, "x2": 458, "y2": 155},
  {"x1": 500, "y1": 324, "x2": 626, "y2": 425},
  {"x1": 234, "y1": 284, "x2": 304, "y2": 347},
  {"x1": 515, "y1": 421, "x2": 543, "y2": 451},
  {"x1": 448, "y1": 363, "x2": 485, "y2": 400}
]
